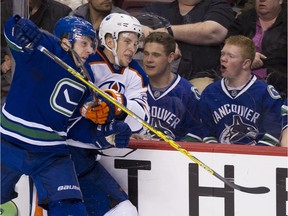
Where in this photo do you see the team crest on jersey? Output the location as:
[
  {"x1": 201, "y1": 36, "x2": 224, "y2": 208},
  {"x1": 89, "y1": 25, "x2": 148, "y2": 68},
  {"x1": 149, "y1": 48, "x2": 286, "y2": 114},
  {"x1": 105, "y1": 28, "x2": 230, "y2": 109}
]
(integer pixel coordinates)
[
  {"x1": 191, "y1": 86, "x2": 201, "y2": 100},
  {"x1": 267, "y1": 85, "x2": 281, "y2": 99},
  {"x1": 153, "y1": 90, "x2": 161, "y2": 98},
  {"x1": 150, "y1": 118, "x2": 175, "y2": 140},
  {"x1": 99, "y1": 81, "x2": 125, "y2": 93},
  {"x1": 219, "y1": 115, "x2": 258, "y2": 144},
  {"x1": 50, "y1": 78, "x2": 86, "y2": 117}
]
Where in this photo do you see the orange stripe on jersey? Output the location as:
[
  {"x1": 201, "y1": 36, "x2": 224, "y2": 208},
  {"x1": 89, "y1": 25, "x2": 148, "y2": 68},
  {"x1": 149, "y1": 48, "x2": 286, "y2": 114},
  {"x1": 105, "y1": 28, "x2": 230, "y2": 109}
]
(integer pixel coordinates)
[
  {"x1": 89, "y1": 50, "x2": 115, "y2": 73},
  {"x1": 33, "y1": 195, "x2": 44, "y2": 216},
  {"x1": 128, "y1": 67, "x2": 147, "y2": 88}
]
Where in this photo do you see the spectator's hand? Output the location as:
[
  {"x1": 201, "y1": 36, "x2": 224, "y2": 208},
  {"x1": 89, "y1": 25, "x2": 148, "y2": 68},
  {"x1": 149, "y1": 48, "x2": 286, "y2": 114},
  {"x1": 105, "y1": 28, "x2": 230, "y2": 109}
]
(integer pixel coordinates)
[
  {"x1": 251, "y1": 52, "x2": 267, "y2": 69},
  {"x1": 142, "y1": 25, "x2": 153, "y2": 37},
  {"x1": 99, "y1": 121, "x2": 132, "y2": 148},
  {"x1": 153, "y1": 27, "x2": 167, "y2": 34},
  {"x1": 80, "y1": 100, "x2": 111, "y2": 124},
  {"x1": 130, "y1": 133, "x2": 145, "y2": 140},
  {"x1": 1, "y1": 54, "x2": 12, "y2": 74},
  {"x1": 13, "y1": 15, "x2": 42, "y2": 53}
]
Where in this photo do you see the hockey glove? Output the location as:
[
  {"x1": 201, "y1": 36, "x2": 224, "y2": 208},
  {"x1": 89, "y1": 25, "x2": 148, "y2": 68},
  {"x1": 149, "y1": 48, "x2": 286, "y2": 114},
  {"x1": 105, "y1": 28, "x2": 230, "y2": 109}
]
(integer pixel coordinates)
[
  {"x1": 103, "y1": 89, "x2": 127, "y2": 121},
  {"x1": 98, "y1": 121, "x2": 132, "y2": 148},
  {"x1": 13, "y1": 15, "x2": 42, "y2": 53},
  {"x1": 80, "y1": 100, "x2": 113, "y2": 124}
]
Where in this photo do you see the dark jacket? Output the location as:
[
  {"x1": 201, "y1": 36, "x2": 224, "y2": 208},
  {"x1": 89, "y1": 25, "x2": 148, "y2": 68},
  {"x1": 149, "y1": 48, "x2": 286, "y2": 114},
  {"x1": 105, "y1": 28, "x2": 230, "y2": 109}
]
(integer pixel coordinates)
[
  {"x1": 143, "y1": 0, "x2": 235, "y2": 80},
  {"x1": 228, "y1": 6, "x2": 287, "y2": 98},
  {"x1": 69, "y1": 4, "x2": 129, "y2": 31},
  {"x1": 30, "y1": 0, "x2": 72, "y2": 33}
]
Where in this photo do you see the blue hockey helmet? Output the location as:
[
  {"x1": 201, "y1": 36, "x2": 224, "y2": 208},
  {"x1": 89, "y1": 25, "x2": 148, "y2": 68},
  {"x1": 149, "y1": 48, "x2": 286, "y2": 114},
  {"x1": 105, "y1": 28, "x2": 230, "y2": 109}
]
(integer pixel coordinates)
[{"x1": 54, "y1": 16, "x2": 97, "y2": 47}]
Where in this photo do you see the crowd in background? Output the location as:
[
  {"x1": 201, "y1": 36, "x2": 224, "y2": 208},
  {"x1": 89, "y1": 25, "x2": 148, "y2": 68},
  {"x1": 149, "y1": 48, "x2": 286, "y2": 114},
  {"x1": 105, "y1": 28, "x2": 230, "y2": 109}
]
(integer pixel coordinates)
[
  {"x1": 1, "y1": 0, "x2": 287, "y2": 148},
  {"x1": 0, "y1": 1, "x2": 287, "y2": 215}
]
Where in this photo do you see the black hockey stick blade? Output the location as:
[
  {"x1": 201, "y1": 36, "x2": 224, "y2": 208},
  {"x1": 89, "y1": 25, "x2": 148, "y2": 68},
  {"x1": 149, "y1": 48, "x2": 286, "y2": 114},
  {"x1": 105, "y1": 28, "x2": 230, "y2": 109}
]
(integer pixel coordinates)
[
  {"x1": 37, "y1": 45, "x2": 270, "y2": 195},
  {"x1": 213, "y1": 172, "x2": 270, "y2": 194}
]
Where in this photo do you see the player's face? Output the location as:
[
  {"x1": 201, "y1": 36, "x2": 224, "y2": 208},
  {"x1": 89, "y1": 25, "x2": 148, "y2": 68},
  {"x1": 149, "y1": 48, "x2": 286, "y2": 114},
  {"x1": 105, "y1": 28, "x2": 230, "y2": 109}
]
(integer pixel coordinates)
[
  {"x1": 72, "y1": 36, "x2": 95, "y2": 64},
  {"x1": 220, "y1": 44, "x2": 246, "y2": 79},
  {"x1": 256, "y1": 0, "x2": 283, "y2": 17},
  {"x1": 178, "y1": 0, "x2": 202, "y2": 5},
  {"x1": 116, "y1": 32, "x2": 139, "y2": 67},
  {"x1": 143, "y1": 42, "x2": 173, "y2": 78},
  {"x1": 88, "y1": 0, "x2": 113, "y2": 12}
]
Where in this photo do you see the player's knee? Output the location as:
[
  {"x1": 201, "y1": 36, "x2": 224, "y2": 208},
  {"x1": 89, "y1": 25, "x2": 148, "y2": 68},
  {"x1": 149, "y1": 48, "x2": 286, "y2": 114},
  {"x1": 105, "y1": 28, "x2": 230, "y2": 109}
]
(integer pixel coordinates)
[
  {"x1": 104, "y1": 200, "x2": 138, "y2": 216},
  {"x1": 48, "y1": 199, "x2": 87, "y2": 216}
]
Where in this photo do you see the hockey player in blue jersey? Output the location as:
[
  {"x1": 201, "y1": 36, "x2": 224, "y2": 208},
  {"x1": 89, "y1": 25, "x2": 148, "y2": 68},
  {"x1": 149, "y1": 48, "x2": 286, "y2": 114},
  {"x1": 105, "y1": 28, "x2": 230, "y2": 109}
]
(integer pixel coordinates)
[
  {"x1": 1, "y1": 15, "x2": 132, "y2": 215},
  {"x1": 67, "y1": 13, "x2": 149, "y2": 215},
  {"x1": 200, "y1": 35, "x2": 283, "y2": 146},
  {"x1": 141, "y1": 32, "x2": 203, "y2": 141}
]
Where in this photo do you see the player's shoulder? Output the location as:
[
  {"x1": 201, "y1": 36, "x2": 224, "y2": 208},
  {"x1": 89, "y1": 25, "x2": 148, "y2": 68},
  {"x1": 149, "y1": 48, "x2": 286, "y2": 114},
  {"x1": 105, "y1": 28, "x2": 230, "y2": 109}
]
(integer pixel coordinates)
[
  {"x1": 128, "y1": 60, "x2": 149, "y2": 85},
  {"x1": 177, "y1": 76, "x2": 194, "y2": 92},
  {"x1": 199, "y1": 79, "x2": 222, "y2": 102},
  {"x1": 87, "y1": 49, "x2": 103, "y2": 63},
  {"x1": 253, "y1": 79, "x2": 282, "y2": 100},
  {"x1": 129, "y1": 59, "x2": 145, "y2": 72},
  {"x1": 203, "y1": 79, "x2": 221, "y2": 92},
  {"x1": 172, "y1": 75, "x2": 201, "y2": 100}
]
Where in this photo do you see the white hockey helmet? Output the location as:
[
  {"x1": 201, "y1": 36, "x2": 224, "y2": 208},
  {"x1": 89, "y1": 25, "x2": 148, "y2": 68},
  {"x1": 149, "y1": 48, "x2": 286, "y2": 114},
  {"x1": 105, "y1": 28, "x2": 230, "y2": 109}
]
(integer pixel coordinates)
[
  {"x1": 99, "y1": 13, "x2": 142, "y2": 47},
  {"x1": 99, "y1": 13, "x2": 142, "y2": 65}
]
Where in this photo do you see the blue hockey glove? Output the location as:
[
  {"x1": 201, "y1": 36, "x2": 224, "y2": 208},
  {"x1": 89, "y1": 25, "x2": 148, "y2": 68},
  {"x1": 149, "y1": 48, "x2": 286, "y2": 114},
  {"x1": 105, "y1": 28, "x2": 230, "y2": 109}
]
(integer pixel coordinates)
[
  {"x1": 13, "y1": 15, "x2": 42, "y2": 53},
  {"x1": 98, "y1": 121, "x2": 132, "y2": 148},
  {"x1": 102, "y1": 89, "x2": 128, "y2": 121}
]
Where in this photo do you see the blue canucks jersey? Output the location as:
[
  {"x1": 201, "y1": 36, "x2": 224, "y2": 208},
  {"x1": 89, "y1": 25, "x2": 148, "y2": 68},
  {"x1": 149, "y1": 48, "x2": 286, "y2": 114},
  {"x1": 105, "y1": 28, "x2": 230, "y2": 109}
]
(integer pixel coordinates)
[
  {"x1": 146, "y1": 74, "x2": 202, "y2": 141},
  {"x1": 1, "y1": 17, "x2": 93, "y2": 151},
  {"x1": 282, "y1": 99, "x2": 288, "y2": 131},
  {"x1": 200, "y1": 75, "x2": 282, "y2": 146}
]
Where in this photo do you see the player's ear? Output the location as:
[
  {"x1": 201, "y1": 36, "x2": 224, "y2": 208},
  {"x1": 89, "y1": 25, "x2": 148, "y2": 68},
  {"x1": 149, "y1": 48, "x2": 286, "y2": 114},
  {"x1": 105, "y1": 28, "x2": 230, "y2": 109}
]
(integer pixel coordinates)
[
  {"x1": 61, "y1": 38, "x2": 72, "y2": 51},
  {"x1": 105, "y1": 35, "x2": 115, "y2": 49},
  {"x1": 243, "y1": 58, "x2": 252, "y2": 70},
  {"x1": 167, "y1": 52, "x2": 175, "y2": 64}
]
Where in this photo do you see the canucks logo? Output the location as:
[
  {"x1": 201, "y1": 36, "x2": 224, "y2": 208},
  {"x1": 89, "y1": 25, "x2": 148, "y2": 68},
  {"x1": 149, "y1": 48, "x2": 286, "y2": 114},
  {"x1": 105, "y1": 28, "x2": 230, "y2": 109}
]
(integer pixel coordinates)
[
  {"x1": 50, "y1": 78, "x2": 86, "y2": 117},
  {"x1": 219, "y1": 115, "x2": 258, "y2": 144},
  {"x1": 149, "y1": 118, "x2": 175, "y2": 140}
]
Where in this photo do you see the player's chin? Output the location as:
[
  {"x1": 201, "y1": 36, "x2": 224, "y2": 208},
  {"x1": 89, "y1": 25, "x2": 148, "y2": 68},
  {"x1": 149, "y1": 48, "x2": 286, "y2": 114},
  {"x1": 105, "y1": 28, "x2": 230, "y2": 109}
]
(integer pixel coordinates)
[
  {"x1": 124, "y1": 58, "x2": 132, "y2": 66},
  {"x1": 143, "y1": 67, "x2": 156, "y2": 76},
  {"x1": 81, "y1": 58, "x2": 87, "y2": 63},
  {"x1": 121, "y1": 61, "x2": 130, "y2": 67},
  {"x1": 221, "y1": 70, "x2": 228, "y2": 77}
]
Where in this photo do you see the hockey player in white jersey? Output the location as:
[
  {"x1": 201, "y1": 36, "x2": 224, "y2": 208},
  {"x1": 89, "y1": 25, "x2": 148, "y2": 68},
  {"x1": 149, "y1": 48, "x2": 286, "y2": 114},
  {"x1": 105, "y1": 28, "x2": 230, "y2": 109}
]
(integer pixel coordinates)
[
  {"x1": 1, "y1": 15, "x2": 131, "y2": 216},
  {"x1": 200, "y1": 35, "x2": 283, "y2": 146},
  {"x1": 67, "y1": 13, "x2": 149, "y2": 215}
]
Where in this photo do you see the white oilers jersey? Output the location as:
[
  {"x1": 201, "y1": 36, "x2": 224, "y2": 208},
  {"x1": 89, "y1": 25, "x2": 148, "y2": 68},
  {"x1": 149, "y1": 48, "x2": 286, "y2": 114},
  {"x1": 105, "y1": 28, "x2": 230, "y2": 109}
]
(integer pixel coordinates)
[
  {"x1": 146, "y1": 74, "x2": 202, "y2": 141},
  {"x1": 88, "y1": 48, "x2": 149, "y2": 133},
  {"x1": 200, "y1": 75, "x2": 283, "y2": 146}
]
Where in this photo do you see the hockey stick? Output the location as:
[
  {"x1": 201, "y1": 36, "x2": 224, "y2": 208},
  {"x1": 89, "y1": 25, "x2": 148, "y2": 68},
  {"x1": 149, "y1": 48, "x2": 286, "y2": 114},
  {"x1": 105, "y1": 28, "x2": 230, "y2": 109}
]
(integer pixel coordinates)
[
  {"x1": 37, "y1": 45, "x2": 270, "y2": 194},
  {"x1": 38, "y1": 29, "x2": 99, "y2": 101}
]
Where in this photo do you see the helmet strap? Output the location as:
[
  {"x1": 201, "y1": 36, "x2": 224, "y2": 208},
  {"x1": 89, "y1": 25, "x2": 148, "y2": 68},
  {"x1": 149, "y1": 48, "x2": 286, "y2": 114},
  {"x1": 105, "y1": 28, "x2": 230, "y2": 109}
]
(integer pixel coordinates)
[
  {"x1": 112, "y1": 39, "x2": 120, "y2": 66},
  {"x1": 104, "y1": 37, "x2": 120, "y2": 66}
]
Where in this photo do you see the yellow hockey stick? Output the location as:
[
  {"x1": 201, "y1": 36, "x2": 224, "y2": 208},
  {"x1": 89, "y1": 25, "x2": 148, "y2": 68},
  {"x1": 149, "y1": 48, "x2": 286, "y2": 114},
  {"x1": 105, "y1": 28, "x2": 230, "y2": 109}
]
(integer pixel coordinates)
[{"x1": 38, "y1": 45, "x2": 269, "y2": 194}]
